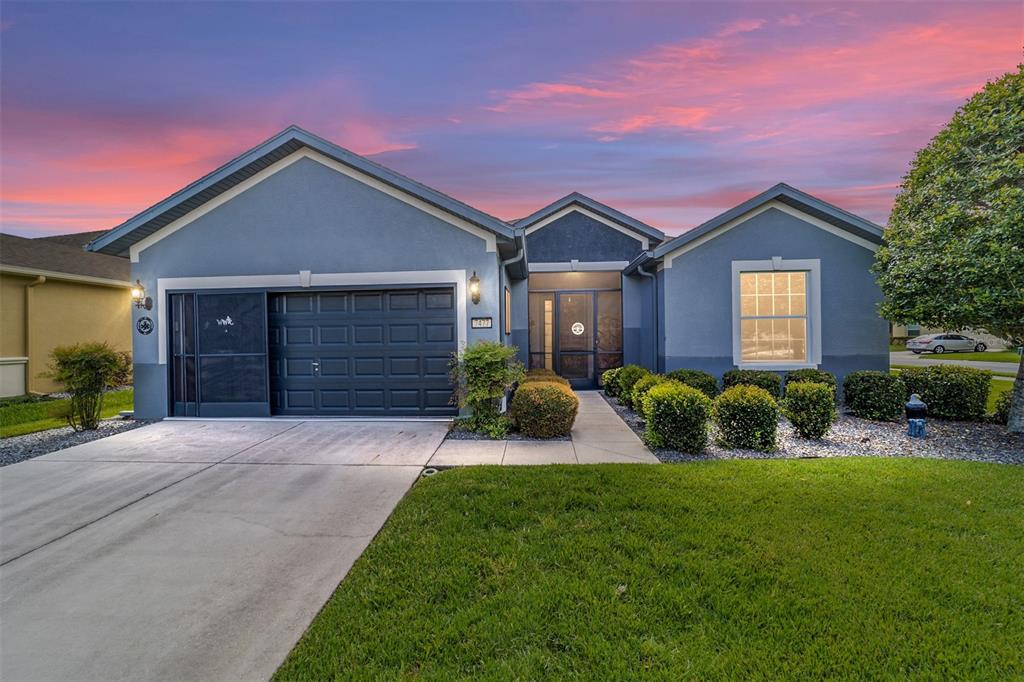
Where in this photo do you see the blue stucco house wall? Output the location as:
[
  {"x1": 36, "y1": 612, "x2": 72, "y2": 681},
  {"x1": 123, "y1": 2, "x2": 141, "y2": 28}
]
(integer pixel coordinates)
[{"x1": 87, "y1": 126, "x2": 888, "y2": 419}]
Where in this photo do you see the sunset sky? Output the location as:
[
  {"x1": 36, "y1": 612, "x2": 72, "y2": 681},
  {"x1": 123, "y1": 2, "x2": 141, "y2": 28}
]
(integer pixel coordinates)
[{"x1": 1, "y1": 1, "x2": 1021, "y2": 238}]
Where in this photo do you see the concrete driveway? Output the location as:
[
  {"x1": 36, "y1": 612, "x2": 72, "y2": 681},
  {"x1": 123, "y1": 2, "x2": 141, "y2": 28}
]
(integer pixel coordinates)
[{"x1": 0, "y1": 419, "x2": 447, "y2": 681}]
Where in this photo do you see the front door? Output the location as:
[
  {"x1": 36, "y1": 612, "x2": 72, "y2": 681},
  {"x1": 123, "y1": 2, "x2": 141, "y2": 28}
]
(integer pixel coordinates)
[{"x1": 557, "y1": 292, "x2": 595, "y2": 388}]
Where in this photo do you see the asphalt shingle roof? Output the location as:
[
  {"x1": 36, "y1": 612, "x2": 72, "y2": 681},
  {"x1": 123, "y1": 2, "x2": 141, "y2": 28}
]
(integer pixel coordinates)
[{"x1": 0, "y1": 233, "x2": 130, "y2": 283}]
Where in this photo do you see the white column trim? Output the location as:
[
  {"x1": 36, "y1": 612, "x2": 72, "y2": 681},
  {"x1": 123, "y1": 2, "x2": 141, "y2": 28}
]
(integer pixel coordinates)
[
  {"x1": 155, "y1": 269, "x2": 467, "y2": 365},
  {"x1": 528, "y1": 260, "x2": 628, "y2": 272},
  {"x1": 730, "y1": 258, "x2": 822, "y2": 370}
]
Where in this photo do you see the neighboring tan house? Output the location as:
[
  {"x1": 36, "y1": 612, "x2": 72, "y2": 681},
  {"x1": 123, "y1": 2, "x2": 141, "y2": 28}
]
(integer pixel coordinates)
[
  {"x1": 0, "y1": 231, "x2": 132, "y2": 396},
  {"x1": 86, "y1": 126, "x2": 889, "y2": 419}
]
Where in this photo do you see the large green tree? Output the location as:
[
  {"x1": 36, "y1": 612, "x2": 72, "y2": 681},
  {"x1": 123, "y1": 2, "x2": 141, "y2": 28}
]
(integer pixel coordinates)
[{"x1": 875, "y1": 65, "x2": 1024, "y2": 431}]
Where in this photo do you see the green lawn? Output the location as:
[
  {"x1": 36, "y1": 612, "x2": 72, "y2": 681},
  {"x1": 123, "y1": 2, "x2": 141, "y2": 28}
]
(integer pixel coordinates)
[
  {"x1": 0, "y1": 389, "x2": 134, "y2": 438},
  {"x1": 919, "y1": 350, "x2": 1022, "y2": 363},
  {"x1": 276, "y1": 461, "x2": 1024, "y2": 680},
  {"x1": 989, "y1": 380, "x2": 1014, "y2": 413}
]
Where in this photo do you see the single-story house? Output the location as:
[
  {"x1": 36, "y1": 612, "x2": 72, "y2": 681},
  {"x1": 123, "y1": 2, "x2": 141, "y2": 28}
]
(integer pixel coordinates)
[
  {"x1": 86, "y1": 126, "x2": 887, "y2": 419},
  {"x1": 0, "y1": 231, "x2": 133, "y2": 396}
]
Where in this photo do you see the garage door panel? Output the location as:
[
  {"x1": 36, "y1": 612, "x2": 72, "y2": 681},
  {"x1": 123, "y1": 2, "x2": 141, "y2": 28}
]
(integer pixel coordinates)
[{"x1": 268, "y1": 288, "x2": 457, "y2": 416}]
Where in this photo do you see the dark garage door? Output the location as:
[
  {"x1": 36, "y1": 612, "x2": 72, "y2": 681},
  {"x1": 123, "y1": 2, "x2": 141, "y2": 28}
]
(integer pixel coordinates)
[{"x1": 268, "y1": 288, "x2": 457, "y2": 416}]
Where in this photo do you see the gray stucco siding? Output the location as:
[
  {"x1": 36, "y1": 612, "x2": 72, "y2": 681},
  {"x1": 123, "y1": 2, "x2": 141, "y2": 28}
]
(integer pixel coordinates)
[
  {"x1": 526, "y1": 211, "x2": 646, "y2": 263},
  {"x1": 660, "y1": 207, "x2": 887, "y2": 382},
  {"x1": 130, "y1": 156, "x2": 503, "y2": 418}
]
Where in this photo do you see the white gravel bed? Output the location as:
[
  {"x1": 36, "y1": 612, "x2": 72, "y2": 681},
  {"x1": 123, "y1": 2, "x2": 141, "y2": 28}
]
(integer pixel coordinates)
[
  {"x1": 602, "y1": 393, "x2": 1024, "y2": 465},
  {"x1": 0, "y1": 418, "x2": 154, "y2": 466}
]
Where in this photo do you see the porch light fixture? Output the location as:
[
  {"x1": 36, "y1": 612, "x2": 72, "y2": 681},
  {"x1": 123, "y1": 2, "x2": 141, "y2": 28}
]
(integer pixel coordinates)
[
  {"x1": 469, "y1": 271, "x2": 481, "y2": 304},
  {"x1": 131, "y1": 280, "x2": 153, "y2": 310}
]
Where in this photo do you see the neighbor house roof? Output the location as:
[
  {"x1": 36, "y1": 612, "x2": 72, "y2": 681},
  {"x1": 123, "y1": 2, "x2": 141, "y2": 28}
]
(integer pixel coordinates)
[
  {"x1": 0, "y1": 233, "x2": 131, "y2": 285},
  {"x1": 514, "y1": 192, "x2": 666, "y2": 243},
  {"x1": 652, "y1": 183, "x2": 884, "y2": 260},
  {"x1": 87, "y1": 125, "x2": 517, "y2": 257}
]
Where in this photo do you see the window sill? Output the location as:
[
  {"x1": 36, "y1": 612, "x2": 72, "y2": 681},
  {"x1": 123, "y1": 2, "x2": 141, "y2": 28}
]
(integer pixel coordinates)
[{"x1": 735, "y1": 362, "x2": 817, "y2": 371}]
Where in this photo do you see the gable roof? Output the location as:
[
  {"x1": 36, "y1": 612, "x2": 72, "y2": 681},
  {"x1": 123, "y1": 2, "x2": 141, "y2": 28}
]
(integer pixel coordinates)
[
  {"x1": 514, "y1": 192, "x2": 666, "y2": 244},
  {"x1": 87, "y1": 125, "x2": 516, "y2": 257},
  {"x1": 651, "y1": 183, "x2": 884, "y2": 261},
  {"x1": 0, "y1": 233, "x2": 130, "y2": 284}
]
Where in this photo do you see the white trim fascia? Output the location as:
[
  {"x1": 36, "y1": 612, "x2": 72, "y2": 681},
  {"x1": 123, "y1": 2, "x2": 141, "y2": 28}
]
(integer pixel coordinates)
[
  {"x1": 156, "y1": 269, "x2": 467, "y2": 365},
  {"x1": 0, "y1": 265, "x2": 131, "y2": 288},
  {"x1": 528, "y1": 260, "x2": 628, "y2": 272},
  {"x1": 663, "y1": 200, "x2": 878, "y2": 268},
  {"x1": 0, "y1": 357, "x2": 29, "y2": 365},
  {"x1": 130, "y1": 149, "x2": 496, "y2": 263},
  {"x1": 523, "y1": 206, "x2": 649, "y2": 251},
  {"x1": 730, "y1": 258, "x2": 822, "y2": 370}
]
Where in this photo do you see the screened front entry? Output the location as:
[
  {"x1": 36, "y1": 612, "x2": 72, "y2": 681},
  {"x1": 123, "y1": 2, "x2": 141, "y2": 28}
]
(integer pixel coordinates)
[{"x1": 528, "y1": 271, "x2": 622, "y2": 388}]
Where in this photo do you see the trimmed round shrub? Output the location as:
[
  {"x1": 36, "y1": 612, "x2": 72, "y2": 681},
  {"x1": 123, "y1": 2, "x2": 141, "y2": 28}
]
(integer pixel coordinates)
[
  {"x1": 615, "y1": 365, "x2": 650, "y2": 406},
  {"x1": 665, "y1": 368, "x2": 719, "y2": 398},
  {"x1": 898, "y1": 365, "x2": 991, "y2": 421},
  {"x1": 712, "y1": 385, "x2": 780, "y2": 452},
  {"x1": 521, "y1": 369, "x2": 570, "y2": 386},
  {"x1": 602, "y1": 367, "x2": 623, "y2": 396},
  {"x1": 784, "y1": 368, "x2": 837, "y2": 394},
  {"x1": 842, "y1": 371, "x2": 904, "y2": 421},
  {"x1": 722, "y1": 369, "x2": 782, "y2": 398},
  {"x1": 992, "y1": 390, "x2": 1013, "y2": 425},
  {"x1": 641, "y1": 381, "x2": 712, "y2": 452},
  {"x1": 630, "y1": 373, "x2": 667, "y2": 412},
  {"x1": 510, "y1": 381, "x2": 579, "y2": 438},
  {"x1": 782, "y1": 382, "x2": 837, "y2": 439},
  {"x1": 45, "y1": 342, "x2": 132, "y2": 431}
]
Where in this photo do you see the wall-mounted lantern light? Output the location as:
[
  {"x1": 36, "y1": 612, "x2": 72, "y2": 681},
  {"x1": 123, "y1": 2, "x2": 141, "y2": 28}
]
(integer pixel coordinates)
[
  {"x1": 469, "y1": 271, "x2": 481, "y2": 305},
  {"x1": 131, "y1": 280, "x2": 153, "y2": 310}
]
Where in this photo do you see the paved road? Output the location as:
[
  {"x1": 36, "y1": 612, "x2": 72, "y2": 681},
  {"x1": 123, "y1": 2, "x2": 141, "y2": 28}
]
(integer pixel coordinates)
[
  {"x1": 0, "y1": 419, "x2": 447, "y2": 681},
  {"x1": 891, "y1": 351, "x2": 1020, "y2": 377}
]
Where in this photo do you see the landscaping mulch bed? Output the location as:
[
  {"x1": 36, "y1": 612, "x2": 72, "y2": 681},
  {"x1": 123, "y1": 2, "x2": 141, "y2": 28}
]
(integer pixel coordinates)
[
  {"x1": 602, "y1": 392, "x2": 1024, "y2": 465},
  {"x1": 445, "y1": 427, "x2": 570, "y2": 442},
  {"x1": 0, "y1": 418, "x2": 154, "y2": 467}
]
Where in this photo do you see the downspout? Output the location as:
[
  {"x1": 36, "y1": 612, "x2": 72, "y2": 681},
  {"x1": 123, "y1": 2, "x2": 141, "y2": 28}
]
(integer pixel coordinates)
[
  {"x1": 499, "y1": 231, "x2": 527, "y2": 342},
  {"x1": 637, "y1": 262, "x2": 659, "y2": 372},
  {"x1": 25, "y1": 276, "x2": 46, "y2": 394}
]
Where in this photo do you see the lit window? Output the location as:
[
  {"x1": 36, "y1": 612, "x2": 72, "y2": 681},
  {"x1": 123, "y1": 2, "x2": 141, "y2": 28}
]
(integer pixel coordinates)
[{"x1": 739, "y1": 271, "x2": 808, "y2": 362}]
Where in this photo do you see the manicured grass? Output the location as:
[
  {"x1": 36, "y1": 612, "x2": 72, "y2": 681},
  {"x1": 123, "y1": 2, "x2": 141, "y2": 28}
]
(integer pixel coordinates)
[
  {"x1": 889, "y1": 342, "x2": 906, "y2": 351},
  {"x1": 276, "y1": 461, "x2": 1024, "y2": 680},
  {"x1": 0, "y1": 389, "x2": 134, "y2": 438},
  {"x1": 920, "y1": 350, "x2": 1022, "y2": 363},
  {"x1": 989, "y1": 380, "x2": 1014, "y2": 413}
]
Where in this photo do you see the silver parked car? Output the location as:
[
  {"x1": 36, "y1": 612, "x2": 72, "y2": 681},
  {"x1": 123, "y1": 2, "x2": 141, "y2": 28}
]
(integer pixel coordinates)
[{"x1": 906, "y1": 333, "x2": 987, "y2": 354}]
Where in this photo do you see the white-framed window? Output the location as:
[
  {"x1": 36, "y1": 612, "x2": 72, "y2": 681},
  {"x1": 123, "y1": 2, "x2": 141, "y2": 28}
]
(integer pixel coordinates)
[{"x1": 731, "y1": 258, "x2": 821, "y2": 369}]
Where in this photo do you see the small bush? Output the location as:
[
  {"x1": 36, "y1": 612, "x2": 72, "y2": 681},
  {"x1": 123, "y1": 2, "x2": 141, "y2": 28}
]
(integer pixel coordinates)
[
  {"x1": 641, "y1": 381, "x2": 712, "y2": 452},
  {"x1": 510, "y1": 381, "x2": 579, "y2": 438},
  {"x1": 722, "y1": 369, "x2": 782, "y2": 398},
  {"x1": 992, "y1": 390, "x2": 1013, "y2": 425},
  {"x1": 785, "y1": 368, "x2": 837, "y2": 394},
  {"x1": 521, "y1": 369, "x2": 570, "y2": 386},
  {"x1": 842, "y1": 371, "x2": 904, "y2": 421},
  {"x1": 616, "y1": 365, "x2": 650, "y2": 407},
  {"x1": 665, "y1": 369, "x2": 719, "y2": 398},
  {"x1": 46, "y1": 342, "x2": 130, "y2": 431},
  {"x1": 449, "y1": 341, "x2": 524, "y2": 438},
  {"x1": 782, "y1": 382, "x2": 837, "y2": 439},
  {"x1": 601, "y1": 367, "x2": 622, "y2": 396},
  {"x1": 630, "y1": 373, "x2": 667, "y2": 412},
  {"x1": 899, "y1": 365, "x2": 991, "y2": 421},
  {"x1": 712, "y1": 385, "x2": 780, "y2": 452}
]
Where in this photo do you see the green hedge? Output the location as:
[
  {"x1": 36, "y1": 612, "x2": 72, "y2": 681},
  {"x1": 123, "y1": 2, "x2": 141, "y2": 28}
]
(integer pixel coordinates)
[
  {"x1": 712, "y1": 385, "x2": 779, "y2": 452},
  {"x1": 665, "y1": 369, "x2": 719, "y2": 398},
  {"x1": 898, "y1": 365, "x2": 991, "y2": 421},
  {"x1": 722, "y1": 369, "x2": 782, "y2": 398},
  {"x1": 842, "y1": 371, "x2": 904, "y2": 421},
  {"x1": 616, "y1": 365, "x2": 650, "y2": 407},
  {"x1": 992, "y1": 391, "x2": 1013, "y2": 425},
  {"x1": 521, "y1": 369, "x2": 570, "y2": 386},
  {"x1": 784, "y1": 368, "x2": 837, "y2": 393},
  {"x1": 630, "y1": 374, "x2": 667, "y2": 412},
  {"x1": 510, "y1": 381, "x2": 579, "y2": 438},
  {"x1": 641, "y1": 381, "x2": 712, "y2": 452},
  {"x1": 782, "y1": 382, "x2": 837, "y2": 439},
  {"x1": 601, "y1": 367, "x2": 623, "y2": 397}
]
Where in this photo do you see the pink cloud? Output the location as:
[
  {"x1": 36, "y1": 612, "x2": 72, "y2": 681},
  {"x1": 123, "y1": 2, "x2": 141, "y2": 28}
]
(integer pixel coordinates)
[{"x1": 716, "y1": 18, "x2": 766, "y2": 37}]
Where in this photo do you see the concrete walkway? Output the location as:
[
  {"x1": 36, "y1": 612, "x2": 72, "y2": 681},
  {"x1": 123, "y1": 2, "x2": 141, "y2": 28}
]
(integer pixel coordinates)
[
  {"x1": 429, "y1": 390, "x2": 659, "y2": 466},
  {"x1": 0, "y1": 420, "x2": 446, "y2": 681}
]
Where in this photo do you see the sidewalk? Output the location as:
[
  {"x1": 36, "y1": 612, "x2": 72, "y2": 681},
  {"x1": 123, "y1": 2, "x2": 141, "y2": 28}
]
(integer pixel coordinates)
[{"x1": 428, "y1": 391, "x2": 659, "y2": 466}]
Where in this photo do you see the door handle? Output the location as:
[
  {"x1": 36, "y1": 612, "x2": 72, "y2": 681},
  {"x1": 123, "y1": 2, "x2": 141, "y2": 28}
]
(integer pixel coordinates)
[{"x1": 312, "y1": 361, "x2": 320, "y2": 376}]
